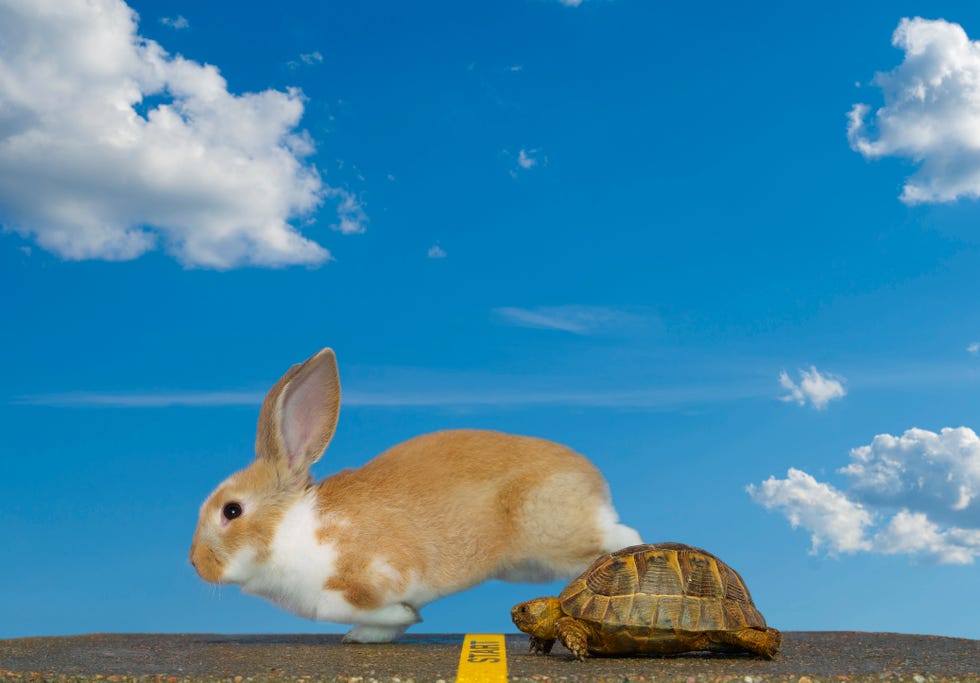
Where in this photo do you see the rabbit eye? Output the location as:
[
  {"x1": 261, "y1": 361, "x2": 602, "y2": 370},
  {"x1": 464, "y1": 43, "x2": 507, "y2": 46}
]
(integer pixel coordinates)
[{"x1": 222, "y1": 502, "x2": 243, "y2": 521}]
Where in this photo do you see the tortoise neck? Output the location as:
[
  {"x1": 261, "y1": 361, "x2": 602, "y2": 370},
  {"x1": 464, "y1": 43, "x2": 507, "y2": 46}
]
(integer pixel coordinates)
[{"x1": 544, "y1": 597, "x2": 564, "y2": 637}]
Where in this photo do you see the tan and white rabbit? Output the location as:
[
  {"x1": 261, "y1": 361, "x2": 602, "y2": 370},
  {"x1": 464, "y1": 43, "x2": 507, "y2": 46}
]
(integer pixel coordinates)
[{"x1": 190, "y1": 348, "x2": 641, "y2": 643}]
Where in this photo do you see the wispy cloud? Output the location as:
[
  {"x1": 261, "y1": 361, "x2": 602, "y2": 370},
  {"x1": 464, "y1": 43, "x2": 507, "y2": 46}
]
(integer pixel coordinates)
[
  {"x1": 13, "y1": 377, "x2": 766, "y2": 411},
  {"x1": 288, "y1": 51, "x2": 324, "y2": 69},
  {"x1": 347, "y1": 385, "x2": 760, "y2": 409},
  {"x1": 13, "y1": 391, "x2": 265, "y2": 408},
  {"x1": 20, "y1": 357, "x2": 980, "y2": 411},
  {"x1": 517, "y1": 149, "x2": 538, "y2": 169},
  {"x1": 749, "y1": 427, "x2": 980, "y2": 564},
  {"x1": 427, "y1": 244, "x2": 447, "y2": 259},
  {"x1": 0, "y1": 0, "x2": 356, "y2": 269},
  {"x1": 329, "y1": 189, "x2": 368, "y2": 235},
  {"x1": 848, "y1": 17, "x2": 980, "y2": 204},
  {"x1": 778, "y1": 366, "x2": 846, "y2": 409},
  {"x1": 160, "y1": 15, "x2": 189, "y2": 29},
  {"x1": 492, "y1": 305, "x2": 652, "y2": 335},
  {"x1": 968, "y1": 342, "x2": 980, "y2": 356},
  {"x1": 506, "y1": 148, "x2": 546, "y2": 178}
]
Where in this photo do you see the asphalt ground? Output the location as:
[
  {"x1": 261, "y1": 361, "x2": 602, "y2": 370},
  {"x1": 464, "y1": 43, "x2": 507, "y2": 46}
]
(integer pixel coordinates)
[{"x1": 1, "y1": 632, "x2": 978, "y2": 683}]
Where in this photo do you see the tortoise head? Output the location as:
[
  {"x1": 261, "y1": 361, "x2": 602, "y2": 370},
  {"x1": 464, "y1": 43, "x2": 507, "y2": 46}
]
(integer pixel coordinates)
[{"x1": 510, "y1": 597, "x2": 563, "y2": 639}]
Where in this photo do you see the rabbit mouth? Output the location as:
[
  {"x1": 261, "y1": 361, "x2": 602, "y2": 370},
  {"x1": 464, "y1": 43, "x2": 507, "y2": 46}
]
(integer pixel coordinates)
[{"x1": 190, "y1": 542, "x2": 226, "y2": 583}]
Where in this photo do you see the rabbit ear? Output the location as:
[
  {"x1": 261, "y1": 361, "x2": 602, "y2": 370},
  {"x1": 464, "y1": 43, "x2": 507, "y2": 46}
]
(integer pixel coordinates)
[{"x1": 255, "y1": 348, "x2": 341, "y2": 475}]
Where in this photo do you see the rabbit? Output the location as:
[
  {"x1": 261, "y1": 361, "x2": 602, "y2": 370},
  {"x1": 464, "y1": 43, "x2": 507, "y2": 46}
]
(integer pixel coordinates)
[{"x1": 189, "y1": 347, "x2": 641, "y2": 643}]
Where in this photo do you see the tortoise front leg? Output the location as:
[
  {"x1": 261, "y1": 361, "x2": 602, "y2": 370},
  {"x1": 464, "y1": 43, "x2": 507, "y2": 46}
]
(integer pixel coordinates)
[
  {"x1": 528, "y1": 635, "x2": 555, "y2": 655},
  {"x1": 555, "y1": 616, "x2": 592, "y2": 661}
]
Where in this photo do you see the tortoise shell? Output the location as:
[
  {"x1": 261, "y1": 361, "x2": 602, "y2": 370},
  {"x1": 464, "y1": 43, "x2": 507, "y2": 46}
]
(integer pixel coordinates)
[{"x1": 559, "y1": 542, "x2": 767, "y2": 635}]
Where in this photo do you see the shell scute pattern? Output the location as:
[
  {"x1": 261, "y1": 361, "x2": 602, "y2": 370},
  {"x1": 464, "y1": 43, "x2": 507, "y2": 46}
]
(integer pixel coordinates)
[
  {"x1": 559, "y1": 543, "x2": 766, "y2": 632},
  {"x1": 678, "y1": 597, "x2": 703, "y2": 631},
  {"x1": 698, "y1": 597, "x2": 726, "y2": 629},
  {"x1": 636, "y1": 549, "x2": 683, "y2": 595},
  {"x1": 627, "y1": 591, "x2": 653, "y2": 624},
  {"x1": 515, "y1": 542, "x2": 782, "y2": 659},
  {"x1": 680, "y1": 553, "x2": 725, "y2": 599},
  {"x1": 723, "y1": 565, "x2": 748, "y2": 603},
  {"x1": 605, "y1": 592, "x2": 635, "y2": 625},
  {"x1": 653, "y1": 596, "x2": 683, "y2": 630},
  {"x1": 585, "y1": 555, "x2": 638, "y2": 596}
]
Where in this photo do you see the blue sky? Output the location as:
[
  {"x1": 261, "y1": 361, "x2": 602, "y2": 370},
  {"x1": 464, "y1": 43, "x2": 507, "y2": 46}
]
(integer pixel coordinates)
[{"x1": 3, "y1": 0, "x2": 980, "y2": 640}]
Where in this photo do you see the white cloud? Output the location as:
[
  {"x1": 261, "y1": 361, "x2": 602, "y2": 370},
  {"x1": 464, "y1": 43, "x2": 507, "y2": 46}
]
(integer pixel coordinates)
[
  {"x1": 557, "y1": 0, "x2": 584, "y2": 5},
  {"x1": 11, "y1": 380, "x2": 762, "y2": 410},
  {"x1": 329, "y1": 189, "x2": 367, "y2": 235},
  {"x1": 778, "y1": 366, "x2": 847, "y2": 409},
  {"x1": 300, "y1": 51, "x2": 323, "y2": 65},
  {"x1": 13, "y1": 390, "x2": 265, "y2": 408},
  {"x1": 871, "y1": 510, "x2": 977, "y2": 565},
  {"x1": 842, "y1": 427, "x2": 980, "y2": 526},
  {"x1": 848, "y1": 17, "x2": 980, "y2": 204},
  {"x1": 159, "y1": 15, "x2": 188, "y2": 29},
  {"x1": 507, "y1": 148, "x2": 546, "y2": 178},
  {"x1": 0, "y1": 0, "x2": 359, "y2": 269},
  {"x1": 492, "y1": 305, "x2": 650, "y2": 335},
  {"x1": 517, "y1": 148, "x2": 538, "y2": 169},
  {"x1": 968, "y1": 342, "x2": 980, "y2": 355},
  {"x1": 288, "y1": 51, "x2": 324, "y2": 69},
  {"x1": 427, "y1": 244, "x2": 447, "y2": 259},
  {"x1": 750, "y1": 427, "x2": 980, "y2": 564},
  {"x1": 747, "y1": 468, "x2": 873, "y2": 554}
]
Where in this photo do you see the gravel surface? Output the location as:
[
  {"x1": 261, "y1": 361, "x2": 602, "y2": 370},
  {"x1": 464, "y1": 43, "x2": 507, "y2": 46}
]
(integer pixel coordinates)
[{"x1": 0, "y1": 632, "x2": 977, "y2": 683}]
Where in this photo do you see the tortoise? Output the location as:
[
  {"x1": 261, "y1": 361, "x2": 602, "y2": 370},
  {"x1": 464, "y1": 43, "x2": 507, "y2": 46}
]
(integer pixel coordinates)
[{"x1": 510, "y1": 542, "x2": 781, "y2": 660}]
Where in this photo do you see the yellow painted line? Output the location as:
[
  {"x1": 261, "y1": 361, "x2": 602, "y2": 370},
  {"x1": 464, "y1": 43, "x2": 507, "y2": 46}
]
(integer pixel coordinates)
[{"x1": 456, "y1": 633, "x2": 507, "y2": 683}]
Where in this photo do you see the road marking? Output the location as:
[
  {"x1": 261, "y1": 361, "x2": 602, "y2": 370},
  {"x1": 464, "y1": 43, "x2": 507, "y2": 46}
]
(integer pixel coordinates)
[{"x1": 456, "y1": 633, "x2": 507, "y2": 683}]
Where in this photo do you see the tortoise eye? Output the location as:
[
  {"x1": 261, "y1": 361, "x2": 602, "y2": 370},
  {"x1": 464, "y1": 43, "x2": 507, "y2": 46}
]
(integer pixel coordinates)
[{"x1": 222, "y1": 502, "x2": 243, "y2": 521}]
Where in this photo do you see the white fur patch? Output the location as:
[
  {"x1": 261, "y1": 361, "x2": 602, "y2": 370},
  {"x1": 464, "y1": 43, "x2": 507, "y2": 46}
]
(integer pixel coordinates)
[
  {"x1": 343, "y1": 623, "x2": 410, "y2": 643},
  {"x1": 230, "y1": 494, "x2": 438, "y2": 628},
  {"x1": 222, "y1": 545, "x2": 259, "y2": 585},
  {"x1": 596, "y1": 503, "x2": 643, "y2": 551},
  {"x1": 235, "y1": 493, "x2": 350, "y2": 621},
  {"x1": 395, "y1": 579, "x2": 442, "y2": 616},
  {"x1": 369, "y1": 556, "x2": 403, "y2": 587}
]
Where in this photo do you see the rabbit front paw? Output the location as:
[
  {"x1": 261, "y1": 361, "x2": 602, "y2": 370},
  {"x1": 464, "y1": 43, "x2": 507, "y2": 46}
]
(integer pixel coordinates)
[{"x1": 342, "y1": 624, "x2": 409, "y2": 643}]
